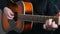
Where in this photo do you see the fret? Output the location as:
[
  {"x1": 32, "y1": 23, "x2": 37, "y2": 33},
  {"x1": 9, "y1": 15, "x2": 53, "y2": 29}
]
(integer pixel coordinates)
[{"x1": 17, "y1": 14, "x2": 58, "y2": 23}]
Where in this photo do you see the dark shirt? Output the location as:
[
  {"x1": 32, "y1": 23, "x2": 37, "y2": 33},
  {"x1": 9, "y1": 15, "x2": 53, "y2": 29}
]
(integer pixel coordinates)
[
  {"x1": 25, "y1": 0, "x2": 59, "y2": 16},
  {"x1": 23, "y1": 0, "x2": 60, "y2": 34},
  {"x1": 0, "y1": 0, "x2": 10, "y2": 10}
]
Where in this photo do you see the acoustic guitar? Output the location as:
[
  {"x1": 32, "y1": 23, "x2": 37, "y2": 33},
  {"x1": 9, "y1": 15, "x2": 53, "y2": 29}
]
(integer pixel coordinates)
[
  {"x1": 2, "y1": 1, "x2": 60, "y2": 33},
  {"x1": 2, "y1": 1, "x2": 33, "y2": 33}
]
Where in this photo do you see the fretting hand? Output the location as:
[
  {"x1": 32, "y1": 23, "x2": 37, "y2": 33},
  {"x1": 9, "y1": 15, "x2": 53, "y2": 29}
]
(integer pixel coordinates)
[
  {"x1": 43, "y1": 12, "x2": 60, "y2": 31},
  {"x1": 43, "y1": 19, "x2": 58, "y2": 31}
]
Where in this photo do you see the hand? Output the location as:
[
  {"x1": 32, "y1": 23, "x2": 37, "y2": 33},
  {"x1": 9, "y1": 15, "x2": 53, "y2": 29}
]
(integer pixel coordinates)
[
  {"x1": 4, "y1": 7, "x2": 14, "y2": 20},
  {"x1": 43, "y1": 12, "x2": 60, "y2": 31},
  {"x1": 43, "y1": 19, "x2": 58, "y2": 31}
]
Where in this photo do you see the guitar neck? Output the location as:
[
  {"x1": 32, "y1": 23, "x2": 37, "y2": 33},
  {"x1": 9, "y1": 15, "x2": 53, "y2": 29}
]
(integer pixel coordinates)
[{"x1": 17, "y1": 14, "x2": 58, "y2": 23}]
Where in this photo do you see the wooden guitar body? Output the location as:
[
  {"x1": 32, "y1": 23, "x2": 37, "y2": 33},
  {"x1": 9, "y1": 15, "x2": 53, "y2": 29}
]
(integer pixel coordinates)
[{"x1": 2, "y1": 1, "x2": 33, "y2": 33}]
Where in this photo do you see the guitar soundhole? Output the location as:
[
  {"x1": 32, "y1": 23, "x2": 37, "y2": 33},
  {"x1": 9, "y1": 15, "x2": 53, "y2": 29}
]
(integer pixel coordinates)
[
  {"x1": 24, "y1": 21, "x2": 31, "y2": 24},
  {"x1": 13, "y1": 12, "x2": 18, "y2": 21}
]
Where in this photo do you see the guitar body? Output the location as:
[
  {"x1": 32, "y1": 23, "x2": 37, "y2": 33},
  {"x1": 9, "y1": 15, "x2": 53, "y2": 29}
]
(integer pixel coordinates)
[{"x1": 2, "y1": 1, "x2": 33, "y2": 33}]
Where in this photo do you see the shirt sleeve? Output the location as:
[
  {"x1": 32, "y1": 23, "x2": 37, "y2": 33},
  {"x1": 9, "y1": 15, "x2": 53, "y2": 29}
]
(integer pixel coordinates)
[{"x1": 45, "y1": 0, "x2": 58, "y2": 16}]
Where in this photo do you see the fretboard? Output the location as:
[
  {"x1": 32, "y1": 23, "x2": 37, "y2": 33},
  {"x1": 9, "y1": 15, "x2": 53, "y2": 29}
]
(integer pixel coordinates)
[{"x1": 17, "y1": 14, "x2": 58, "y2": 23}]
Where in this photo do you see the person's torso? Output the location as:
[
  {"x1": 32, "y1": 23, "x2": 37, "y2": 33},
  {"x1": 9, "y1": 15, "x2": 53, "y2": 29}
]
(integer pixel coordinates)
[{"x1": 24, "y1": 0, "x2": 60, "y2": 16}]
